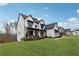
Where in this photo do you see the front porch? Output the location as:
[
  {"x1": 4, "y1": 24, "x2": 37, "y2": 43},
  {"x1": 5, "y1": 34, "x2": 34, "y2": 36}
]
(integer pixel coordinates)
[{"x1": 26, "y1": 27, "x2": 46, "y2": 39}]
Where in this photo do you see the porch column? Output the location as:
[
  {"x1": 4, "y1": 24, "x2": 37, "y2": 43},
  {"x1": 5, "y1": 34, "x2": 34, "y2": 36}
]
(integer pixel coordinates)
[
  {"x1": 33, "y1": 30, "x2": 35, "y2": 38},
  {"x1": 38, "y1": 31, "x2": 41, "y2": 38}
]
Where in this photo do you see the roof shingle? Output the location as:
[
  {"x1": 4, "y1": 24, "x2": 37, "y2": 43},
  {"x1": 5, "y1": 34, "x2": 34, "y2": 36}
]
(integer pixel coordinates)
[{"x1": 45, "y1": 22, "x2": 57, "y2": 30}]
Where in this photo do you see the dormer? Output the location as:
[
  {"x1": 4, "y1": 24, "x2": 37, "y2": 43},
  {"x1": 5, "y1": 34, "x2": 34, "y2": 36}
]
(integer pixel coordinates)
[
  {"x1": 27, "y1": 20, "x2": 33, "y2": 28},
  {"x1": 39, "y1": 19, "x2": 45, "y2": 29}
]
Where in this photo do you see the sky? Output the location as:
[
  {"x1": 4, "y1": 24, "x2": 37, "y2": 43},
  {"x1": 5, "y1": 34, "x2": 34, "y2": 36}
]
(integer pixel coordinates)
[{"x1": 0, "y1": 3, "x2": 79, "y2": 32}]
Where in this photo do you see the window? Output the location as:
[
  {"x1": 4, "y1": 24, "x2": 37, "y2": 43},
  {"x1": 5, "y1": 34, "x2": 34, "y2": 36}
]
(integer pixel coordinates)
[
  {"x1": 28, "y1": 20, "x2": 33, "y2": 27},
  {"x1": 35, "y1": 25, "x2": 37, "y2": 28},
  {"x1": 41, "y1": 24, "x2": 44, "y2": 29},
  {"x1": 54, "y1": 30, "x2": 59, "y2": 33}
]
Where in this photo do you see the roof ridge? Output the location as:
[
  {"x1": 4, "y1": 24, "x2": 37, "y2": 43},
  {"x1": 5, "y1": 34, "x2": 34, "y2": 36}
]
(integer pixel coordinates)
[
  {"x1": 19, "y1": 13, "x2": 29, "y2": 20},
  {"x1": 46, "y1": 22, "x2": 57, "y2": 25}
]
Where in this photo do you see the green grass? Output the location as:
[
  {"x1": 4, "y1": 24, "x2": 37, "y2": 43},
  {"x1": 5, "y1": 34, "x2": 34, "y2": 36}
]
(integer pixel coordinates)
[{"x1": 0, "y1": 36, "x2": 79, "y2": 56}]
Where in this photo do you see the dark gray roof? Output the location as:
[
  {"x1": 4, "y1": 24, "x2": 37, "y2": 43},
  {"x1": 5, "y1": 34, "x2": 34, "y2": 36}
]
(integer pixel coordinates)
[
  {"x1": 45, "y1": 22, "x2": 57, "y2": 30},
  {"x1": 39, "y1": 19, "x2": 45, "y2": 25},
  {"x1": 20, "y1": 13, "x2": 28, "y2": 20},
  {"x1": 73, "y1": 29, "x2": 79, "y2": 31},
  {"x1": 32, "y1": 18, "x2": 39, "y2": 23},
  {"x1": 17, "y1": 13, "x2": 45, "y2": 27},
  {"x1": 20, "y1": 13, "x2": 45, "y2": 24},
  {"x1": 58, "y1": 27, "x2": 64, "y2": 30},
  {"x1": 75, "y1": 29, "x2": 79, "y2": 31},
  {"x1": 64, "y1": 29, "x2": 71, "y2": 32}
]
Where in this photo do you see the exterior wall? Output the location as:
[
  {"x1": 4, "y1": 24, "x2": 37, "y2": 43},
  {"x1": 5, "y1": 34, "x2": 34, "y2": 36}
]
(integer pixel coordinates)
[
  {"x1": 17, "y1": 15, "x2": 25, "y2": 41},
  {"x1": 39, "y1": 21, "x2": 45, "y2": 29},
  {"x1": 43, "y1": 31, "x2": 46, "y2": 37},
  {"x1": 17, "y1": 15, "x2": 46, "y2": 41},
  {"x1": 54, "y1": 24, "x2": 59, "y2": 30},
  {"x1": 25, "y1": 16, "x2": 39, "y2": 29},
  {"x1": 33, "y1": 30, "x2": 35, "y2": 37},
  {"x1": 33, "y1": 23, "x2": 39, "y2": 29},
  {"x1": 72, "y1": 31, "x2": 79, "y2": 36},
  {"x1": 24, "y1": 16, "x2": 45, "y2": 30},
  {"x1": 65, "y1": 32, "x2": 72, "y2": 36},
  {"x1": 46, "y1": 29, "x2": 55, "y2": 37},
  {"x1": 46, "y1": 24, "x2": 60, "y2": 38},
  {"x1": 72, "y1": 32, "x2": 77, "y2": 35},
  {"x1": 25, "y1": 16, "x2": 33, "y2": 27},
  {"x1": 39, "y1": 23, "x2": 41, "y2": 29},
  {"x1": 54, "y1": 30, "x2": 60, "y2": 37},
  {"x1": 38, "y1": 31, "x2": 41, "y2": 37},
  {"x1": 59, "y1": 28, "x2": 64, "y2": 34},
  {"x1": 54, "y1": 24, "x2": 60, "y2": 37},
  {"x1": 24, "y1": 16, "x2": 45, "y2": 38}
]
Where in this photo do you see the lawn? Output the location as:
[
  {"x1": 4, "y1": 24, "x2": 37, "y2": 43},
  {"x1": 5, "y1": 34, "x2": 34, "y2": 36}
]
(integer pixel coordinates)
[{"x1": 0, "y1": 36, "x2": 79, "y2": 56}]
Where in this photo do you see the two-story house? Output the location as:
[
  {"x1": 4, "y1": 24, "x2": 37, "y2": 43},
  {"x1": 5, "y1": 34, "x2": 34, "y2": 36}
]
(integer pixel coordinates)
[{"x1": 17, "y1": 13, "x2": 46, "y2": 41}]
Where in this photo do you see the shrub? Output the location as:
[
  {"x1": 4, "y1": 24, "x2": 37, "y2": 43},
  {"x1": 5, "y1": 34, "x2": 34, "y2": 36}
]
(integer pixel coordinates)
[{"x1": 21, "y1": 37, "x2": 27, "y2": 41}]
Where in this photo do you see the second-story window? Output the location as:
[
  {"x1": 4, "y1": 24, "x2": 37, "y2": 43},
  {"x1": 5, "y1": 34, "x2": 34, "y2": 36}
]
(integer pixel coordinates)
[
  {"x1": 28, "y1": 20, "x2": 33, "y2": 28},
  {"x1": 35, "y1": 25, "x2": 37, "y2": 28},
  {"x1": 41, "y1": 24, "x2": 44, "y2": 29}
]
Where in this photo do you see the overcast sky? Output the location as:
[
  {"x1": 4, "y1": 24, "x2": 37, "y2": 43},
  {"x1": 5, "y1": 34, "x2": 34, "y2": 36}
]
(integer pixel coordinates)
[{"x1": 0, "y1": 3, "x2": 79, "y2": 32}]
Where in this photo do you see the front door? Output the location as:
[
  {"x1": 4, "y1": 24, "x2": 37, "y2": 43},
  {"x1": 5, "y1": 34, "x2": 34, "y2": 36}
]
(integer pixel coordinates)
[
  {"x1": 41, "y1": 31, "x2": 44, "y2": 37},
  {"x1": 35, "y1": 30, "x2": 38, "y2": 38},
  {"x1": 29, "y1": 30, "x2": 33, "y2": 38}
]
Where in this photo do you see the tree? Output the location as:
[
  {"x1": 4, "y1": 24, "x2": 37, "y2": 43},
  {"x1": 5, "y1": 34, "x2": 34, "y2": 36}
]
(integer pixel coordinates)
[
  {"x1": 3, "y1": 23, "x2": 11, "y2": 42},
  {"x1": 6, "y1": 21, "x2": 17, "y2": 34},
  {"x1": 4, "y1": 23, "x2": 11, "y2": 34},
  {"x1": 13, "y1": 21, "x2": 17, "y2": 34}
]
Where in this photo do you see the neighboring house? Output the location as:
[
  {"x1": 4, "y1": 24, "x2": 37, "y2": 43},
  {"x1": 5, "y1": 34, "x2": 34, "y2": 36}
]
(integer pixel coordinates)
[
  {"x1": 17, "y1": 13, "x2": 46, "y2": 41},
  {"x1": 58, "y1": 27, "x2": 65, "y2": 36},
  {"x1": 72, "y1": 29, "x2": 79, "y2": 36},
  {"x1": 64, "y1": 29, "x2": 72, "y2": 36},
  {"x1": 45, "y1": 22, "x2": 60, "y2": 37}
]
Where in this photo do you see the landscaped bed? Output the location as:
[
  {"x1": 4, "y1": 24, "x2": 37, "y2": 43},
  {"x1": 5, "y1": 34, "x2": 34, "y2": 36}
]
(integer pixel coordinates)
[{"x1": 0, "y1": 36, "x2": 79, "y2": 56}]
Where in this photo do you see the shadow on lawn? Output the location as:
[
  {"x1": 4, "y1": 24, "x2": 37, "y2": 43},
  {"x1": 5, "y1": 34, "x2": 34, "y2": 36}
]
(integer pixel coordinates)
[
  {"x1": 22, "y1": 37, "x2": 46, "y2": 41},
  {"x1": 21, "y1": 36, "x2": 62, "y2": 41}
]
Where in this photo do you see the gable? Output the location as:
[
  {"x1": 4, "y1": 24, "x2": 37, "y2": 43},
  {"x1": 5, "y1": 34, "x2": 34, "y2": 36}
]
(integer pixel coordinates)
[
  {"x1": 17, "y1": 13, "x2": 46, "y2": 29},
  {"x1": 39, "y1": 20, "x2": 45, "y2": 25},
  {"x1": 25, "y1": 15, "x2": 34, "y2": 22},
  {"x1": 17, "y1": 13, "x2": 24, "y2": 27},
  {"x1": 54, "y1": 24, "x2": 58, "y2": 30},
  {"x1": 25, "y1": 15, "x2": 40, "y2": 24}
]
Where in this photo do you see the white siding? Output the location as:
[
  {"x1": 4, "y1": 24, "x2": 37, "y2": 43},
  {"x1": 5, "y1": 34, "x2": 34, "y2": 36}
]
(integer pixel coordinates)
[
  {"x1": 38, "y1": 31, "x2": 41, "y2": 37},
  {"x1": 25, "y1": 16, "x2": 39, "y2": 29},
  {"x1": 54, "y1": 31, "x2": 60, "y2": 37},
  {"x1": 25, "y1": 16, "x2": 33, "y2": 27},
  {"x1": 54, "y1": 24, "x2": 58, "y2": 30},
  {"x1": 72, "y1": 31, "x2": 79, "y2": 36},
  {"x1": 33, "y1": 23, "x2": 39, "y2": 29},
  {"x1": 39, "y1": 23, "x2": 41, "y2": 29},
  {"x1": 17, "y1": 15, "x2": 25, "y2": 41},
  {"x1": 46, "y1": 24, "x2": 60, "y2": 38},
  {"x1": 39, "y1": 20, "x2": 45, "y2": 29},
  {"x1": 17, "y1": 15, "x2": 46, "y2": 41},
  {"x1": 46, "y1": 29, "x2": 55, "y2": 37}
]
